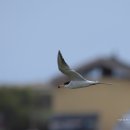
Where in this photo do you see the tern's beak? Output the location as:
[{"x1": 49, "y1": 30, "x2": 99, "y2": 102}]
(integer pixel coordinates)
[{"x1": 58, "y1": 85, "x2": 64, "y2": 88}]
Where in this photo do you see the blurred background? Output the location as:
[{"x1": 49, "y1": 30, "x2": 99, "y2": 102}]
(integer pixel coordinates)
[{"x1": 0, "y1": 0, "x2": 130, "y2": 130}]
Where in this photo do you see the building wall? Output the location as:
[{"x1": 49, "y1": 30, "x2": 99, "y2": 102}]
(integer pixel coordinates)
[{"x1": 52, "y1": 78, "x2": 130, "y2": 130}]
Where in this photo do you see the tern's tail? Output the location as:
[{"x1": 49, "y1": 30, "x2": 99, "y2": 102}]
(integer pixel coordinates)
[{"x1": 98, "y1": 82, "x2": 112, "y2": 85}]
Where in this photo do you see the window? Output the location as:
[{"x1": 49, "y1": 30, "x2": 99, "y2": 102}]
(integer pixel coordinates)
[{"x1": 49, "y1": 113, "x2": 99, "y2": 130}]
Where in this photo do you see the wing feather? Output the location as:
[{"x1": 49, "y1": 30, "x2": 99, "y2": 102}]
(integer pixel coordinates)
[{"x1": 57, "y1": 50, "x2": 86, "y2": 81}]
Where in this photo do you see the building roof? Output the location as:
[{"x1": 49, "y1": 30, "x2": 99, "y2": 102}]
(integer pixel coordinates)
[{"x1": 51, "y1": 56, "x2": 130, "y2": 86}]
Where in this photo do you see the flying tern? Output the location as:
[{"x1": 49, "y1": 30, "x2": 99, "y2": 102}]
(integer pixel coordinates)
[{"x1": 57, "y1": 50, "x2": 112, "y2": 89}]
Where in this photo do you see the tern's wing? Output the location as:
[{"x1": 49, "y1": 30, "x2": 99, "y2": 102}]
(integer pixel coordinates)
[{"x1": 57, "y1": 50, "x2": 86, "y2": 81}]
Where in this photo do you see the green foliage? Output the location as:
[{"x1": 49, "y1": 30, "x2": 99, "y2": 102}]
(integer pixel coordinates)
[
  {"x1": 0, "y1": 87, "x2": 52, "y2": 130},
  {"x1": 0, "y1": 87, "x2": 32, "y2": 130}
]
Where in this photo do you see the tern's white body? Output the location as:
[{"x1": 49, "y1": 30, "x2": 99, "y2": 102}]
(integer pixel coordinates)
[
  {"x1": 64, "y1": 80, "x2": 98, "y2": 89},
  {"x1": 57, "y1": 50, "x2": 112, "y2": 89}
]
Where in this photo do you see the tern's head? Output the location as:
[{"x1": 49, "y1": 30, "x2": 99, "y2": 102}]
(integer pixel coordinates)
[
  {"x1": 58, "y1": 81, "x2": 70, "y2": 88},
  {"x1": 64, "y1": 81, "x2": 70, "y2": 85}
]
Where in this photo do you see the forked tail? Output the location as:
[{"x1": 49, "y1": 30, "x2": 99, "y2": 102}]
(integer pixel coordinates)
[{"x1": 98, "y1": 82, "x2": 112, "y2": 85}]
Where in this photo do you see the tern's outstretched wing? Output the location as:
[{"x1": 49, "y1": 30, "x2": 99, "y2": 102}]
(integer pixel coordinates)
[{"x1": 57, "y1": 50, "x2": 86, "y2": 81}]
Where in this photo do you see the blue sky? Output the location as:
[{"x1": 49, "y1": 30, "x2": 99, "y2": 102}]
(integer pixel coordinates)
[{"x1": 1, "y1": 0, "x2": 130, "y2": 84}]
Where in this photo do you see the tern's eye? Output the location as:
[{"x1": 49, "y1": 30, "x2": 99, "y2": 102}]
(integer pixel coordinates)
[{"x1": 64, "y1": 81, "x2": 70, "y2": 85}]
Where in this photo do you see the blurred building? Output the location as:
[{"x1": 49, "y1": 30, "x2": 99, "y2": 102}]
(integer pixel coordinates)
[{"x1": 51, "y1": 56, "x2": 130, "y2": 130}]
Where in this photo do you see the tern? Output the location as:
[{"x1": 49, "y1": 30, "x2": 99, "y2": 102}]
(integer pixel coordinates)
[{"x1": 57, "y1": 50, "x2": 112, "y2": 89}]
